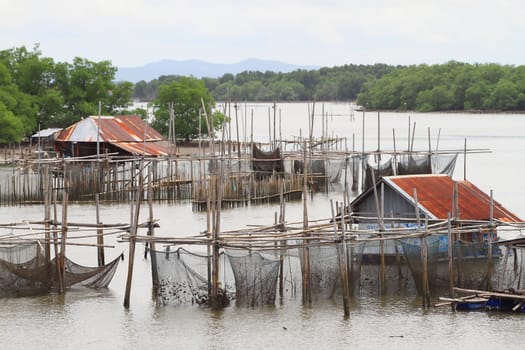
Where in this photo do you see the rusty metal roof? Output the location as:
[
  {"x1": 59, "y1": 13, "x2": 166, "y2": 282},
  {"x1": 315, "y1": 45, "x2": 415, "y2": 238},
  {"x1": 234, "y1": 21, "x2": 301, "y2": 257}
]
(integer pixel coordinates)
[
  {"x1": 56, "y1": 115, "x2": 164, "y2": 143},
  {"x1": 56, "y1": 115, "x2": 173, "y2": 156},
  {"x1": 383, "y1": 174, "x2": 522, "y2": 222}
]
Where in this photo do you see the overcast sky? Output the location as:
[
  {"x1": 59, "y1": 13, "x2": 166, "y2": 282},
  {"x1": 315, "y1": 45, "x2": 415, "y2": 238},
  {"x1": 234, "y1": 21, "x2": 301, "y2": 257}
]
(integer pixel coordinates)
[{"x1": 1, "y1": 0, "x2": 523, "y2": 68}]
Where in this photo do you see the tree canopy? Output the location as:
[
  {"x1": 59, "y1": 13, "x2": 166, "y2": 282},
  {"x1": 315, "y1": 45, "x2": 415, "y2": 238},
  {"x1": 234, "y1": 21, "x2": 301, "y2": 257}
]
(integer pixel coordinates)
[
  {"x1": 0, "y1": 45, "x2": 134, "y2": 143},
  {"x1": 357, "y1": 62, "x2": 525, "y2": 111},
  {"x1": 151, "y1": 76, "x2": 226, "y2": 140}
]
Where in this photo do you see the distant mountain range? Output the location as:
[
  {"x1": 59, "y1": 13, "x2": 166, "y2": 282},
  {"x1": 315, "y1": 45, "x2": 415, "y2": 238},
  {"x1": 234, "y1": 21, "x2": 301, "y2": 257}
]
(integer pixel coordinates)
[{"x1": 115, "y1": 58, "x2": 320, "y2": 83}]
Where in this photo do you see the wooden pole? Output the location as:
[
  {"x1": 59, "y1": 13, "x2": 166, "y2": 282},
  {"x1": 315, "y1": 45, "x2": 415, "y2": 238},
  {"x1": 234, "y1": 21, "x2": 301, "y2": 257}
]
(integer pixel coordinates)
[
  {"x1": 392, "y1": 129, "x2": 398, "y2": 176},
  {"x1": 59, "y1": 161, "x2": 69, "y2": 294},
  {"x1": 302, "y1": 140, "x2": 311, "y2": 305},
  {"x1": 447, "y1": 213, "x2": 455, "y2": 309},
  {"x1": 124, "y1": 159, "x2": 143, "y2": 308},
  {"x1": 96, "y1": 193, "x2": 105, "y2": 266},
  {"x1": 331, "y1": 200, "x2": 350, "y2": 317},
  {"x1": 147, "y1": 165, "x2": 159, "y2": 290},
  {"x1": 52, "y1": 175, "x2": 60, "y2": 291},
  {"x1": 413, "y1": 188, "x2": 430, "y2": 308},
  {"x1": 44, "y1": 165, "x2": 51, "y2": 263},
  {"x1": 487, "y1": 189, "x2": 494, "y2": 291},
  {"x1": 463, "y1": 138, "x2": 467, "y2": 180}
]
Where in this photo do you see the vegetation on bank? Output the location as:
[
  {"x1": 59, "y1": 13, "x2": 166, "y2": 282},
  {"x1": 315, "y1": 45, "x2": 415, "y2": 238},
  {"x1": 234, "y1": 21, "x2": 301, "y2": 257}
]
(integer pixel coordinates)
[
  {"x1": 134, "y1": 61, "x2": 525, "y2": 113},
  {"x1": 2, "y1": 44, "x2": 525, "y2": 145},
  {"x1": 0, "y1": 46, "x2": 221, "y2": 144}
]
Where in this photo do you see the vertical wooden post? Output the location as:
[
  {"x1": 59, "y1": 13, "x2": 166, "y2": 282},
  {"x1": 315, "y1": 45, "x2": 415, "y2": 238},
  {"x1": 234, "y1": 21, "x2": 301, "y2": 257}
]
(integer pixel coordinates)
[
  {"x1": 52, "y1": 176, "x2": 60, "y2": 290},
  {"x1": 413, "y1": 188, "x2": 430, "y2": 308},
  {"x1": 59, "y1": 160, "x2": 69, "y2": 294},
  {"x1": 302, "y1": 140, "x2": 311, "y2": 305},
  {"x1": 43, "y1": 165, "x2": 51, "y2": 264},
  {"x1": 95, "y1": 193, "x2": 105, "y2": 266},
  {"x1": 331, "y1": 200, "x2": 350, "y2": 317},
  {"x1": 147, "y1": 165, "x2": 159, "y2": 290},
  {"x1": 487, "y1": 189, "x2": 494, "y2": 291},
  {"x1": 278, "y1": 183, "x2": 285, "y2": 300},
  {"x1": 124, "y1": 159, "x2": 143, "y2": 308},
  {"x1": 463, "y1": 138, "x2": 467, "y2": 180},
  {"x1": 447, "y1": 213, "x2": 455, "y2": 304}
]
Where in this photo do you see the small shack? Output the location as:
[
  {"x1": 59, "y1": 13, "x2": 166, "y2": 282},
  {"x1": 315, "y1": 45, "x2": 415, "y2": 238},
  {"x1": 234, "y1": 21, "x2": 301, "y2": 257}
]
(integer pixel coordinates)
[
  {"x1": 31, "y1": 128, "x2": 62, "y2": 150},
  {"x1": 54, "y1": 115, "x2": 174, "y2": 158},
  {"x1": 351, "y1": 174, "x2": 523, "y2": 293},
  {"x1": 351, "y1": 174, "x2": 521, "y2": 228}
]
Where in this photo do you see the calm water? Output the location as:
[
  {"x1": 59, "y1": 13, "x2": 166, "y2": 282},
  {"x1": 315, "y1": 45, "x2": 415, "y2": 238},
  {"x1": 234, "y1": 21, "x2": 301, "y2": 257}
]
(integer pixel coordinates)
[{"x1": 2, "y1": 103, "x2": 525, "y2": 349}]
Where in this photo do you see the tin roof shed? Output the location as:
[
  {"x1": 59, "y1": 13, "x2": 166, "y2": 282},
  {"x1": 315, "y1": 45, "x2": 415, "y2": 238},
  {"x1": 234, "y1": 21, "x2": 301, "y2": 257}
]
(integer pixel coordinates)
[
  {"x1": 54, "y1": 115, "x2": 174, "y2": 157},
  {"x1": 351, "y1": 174, "x2": 521, "y2": 223}
]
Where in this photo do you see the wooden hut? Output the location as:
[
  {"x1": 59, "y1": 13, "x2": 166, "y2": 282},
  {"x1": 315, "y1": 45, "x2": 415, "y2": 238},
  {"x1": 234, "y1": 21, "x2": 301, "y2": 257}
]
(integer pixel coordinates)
[
  {"x1": 54, "y1": 115, "x2": 175, "y2": 158},
  {"x1": 351, "y1": 174, "x2": 521, "y2": 227}
]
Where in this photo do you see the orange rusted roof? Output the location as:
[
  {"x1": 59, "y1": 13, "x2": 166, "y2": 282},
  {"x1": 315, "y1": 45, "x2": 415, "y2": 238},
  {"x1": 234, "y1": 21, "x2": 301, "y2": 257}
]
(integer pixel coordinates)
[
  {"x1": 55, "y1": 115, "x2": 173, "y2": 156},
  {"x1": 384, "y1": 174, "x2": 521, "y2": 222},
  {"x1": 56, "y1": 115, "x2": 164, "y2": 143}
]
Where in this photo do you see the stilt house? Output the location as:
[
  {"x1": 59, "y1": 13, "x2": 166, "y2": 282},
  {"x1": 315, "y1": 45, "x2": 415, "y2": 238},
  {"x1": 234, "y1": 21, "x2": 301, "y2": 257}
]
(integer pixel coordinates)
[{"x1": 54, "y1": 115, "x2": 174, "y2": 157}]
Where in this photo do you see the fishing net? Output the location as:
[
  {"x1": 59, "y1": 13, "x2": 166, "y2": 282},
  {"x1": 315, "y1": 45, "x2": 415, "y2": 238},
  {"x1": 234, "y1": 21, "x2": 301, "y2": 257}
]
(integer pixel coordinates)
[
  {"x1": 431, "y1": 154, "x2": 458, "y2": 177},
  {"x1": 152, "y1": 247, "x2": 210, "y2": 305},
  {"x1": 496, "y1": 245, "x2": 525, "y2": 291},
  {"x1": 0, "y1": 242, "x2": 121, "y2": 296},
  {"x1": 299, "y1": 240, "x2": 365, "y2": 300},
  {"x1": 400, "y1": 236, "x2": 501, "y2": 295},
  {"x1": 364, "y1": 156, "x2": 393, "y2": 189},
  {"x1": 359, "y1": 238, "x2": 417, "y2": 296},
  {"x1": 397, "y1": 154, "x2": 431, "y2": 175},
  {"x1": 0, "y1": 242, "x2": 50, "y2": 297},
  {"x1": 226, "y1": 249, "x2": 281, "y2": 307},
  {"x1": 50, "y1": 254, "x2": 122, "y2": 289},
  {"x1": 0, "y1": 242, "x2": 43, "y2": 264},
  {"x1": 398, "y1": 236, "x2": 441, "y2": 295},
  {"x1": 252, "y1": 145, "x2": 284, "y2": 178}
]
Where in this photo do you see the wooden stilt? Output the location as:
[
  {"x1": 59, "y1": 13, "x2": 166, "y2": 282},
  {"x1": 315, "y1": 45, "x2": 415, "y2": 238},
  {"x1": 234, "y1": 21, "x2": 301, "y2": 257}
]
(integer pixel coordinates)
[
  {"x1": 124, "y1": 160, "x2": 143, "y2": 308},
  {"x1": 95, "y1": 193, "x2": 105, "y2": 266}
]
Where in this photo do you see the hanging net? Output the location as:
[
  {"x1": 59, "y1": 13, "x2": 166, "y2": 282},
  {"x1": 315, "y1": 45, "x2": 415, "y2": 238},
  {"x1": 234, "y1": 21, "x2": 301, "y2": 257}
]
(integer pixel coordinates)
[
  {"x1": 299, "y1": 240, "x2": 365, "y2": 300},
  {"x1": 50, "y1": 254, "x2": 122, "y2": 289},
  {"x1": 0, "y1": 242, "x2": 122, "y2": 296},
  {"x1": 0, "y1": 242, "x2": 50, "y2": 297},
  {"x1": 400, "y1": 235, "x2": 501, "y2": 295},
  {"x1": 398, "y1": 236, "x2": 441, "y2": 295},
  {"x1": 364, "y1": 156, "x2": 393, "y2": 189},
  {"x1": 226, "y1": 249, "x2": 281, "y2": 307},
  {"x1": 496, "y1": 244, "x2": 525, "y2": 291},
  {"x1": 151, "y1": 247, "x2": 210, "y2": 305}
]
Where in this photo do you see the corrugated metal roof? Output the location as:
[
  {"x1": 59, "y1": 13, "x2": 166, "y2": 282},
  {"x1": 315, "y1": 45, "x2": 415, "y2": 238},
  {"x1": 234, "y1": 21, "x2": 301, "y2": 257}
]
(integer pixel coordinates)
[
  {"x1": 55, "y1": 115, "x2": 173, "y2": 156},
  {"x1": 32, "y1": 128, "x2": 63, "y2": 138},
  {"x1": 56, "y1": 115, "x2": 164, "y2": 143},
  {"x1": 383, "y1": 174, "x2": 521, "y2": 222},
  {"x1": 113, "y1": 140, "x2": 170, "y2": 156}
]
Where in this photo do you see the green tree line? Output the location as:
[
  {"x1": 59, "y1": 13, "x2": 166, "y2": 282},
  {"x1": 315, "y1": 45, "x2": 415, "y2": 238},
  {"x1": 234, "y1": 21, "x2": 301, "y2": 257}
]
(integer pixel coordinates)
[
  {"x1": 0, "y1": 45, "x2": 134, "y2": 143},
  {"x1": 4, "y1": 44, "x2": 525, "y2": 145},
  {"x1": 357, "y1": 61, "x2": 525, "y2": 111},
  {"x1": 133, "y1": 61, "x2": 525, "y2": 113},
  {"x1": 0, "y1": 45, "x2": 222, "y2": 144},
  {"x1": 133, "y1": 64, "x2": 395, "y2": 102}
]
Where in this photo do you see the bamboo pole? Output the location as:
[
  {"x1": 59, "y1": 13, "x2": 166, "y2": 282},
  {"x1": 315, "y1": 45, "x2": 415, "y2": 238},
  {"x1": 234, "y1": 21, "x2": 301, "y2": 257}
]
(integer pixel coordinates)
[
  {"x1": 59, "y1": 161, "x2": 69, "y2": 294},
  {"x1": 331, "y1": 200, "x2": 350, "y2": 317},
  {"x1": 447, "y1": 213, "x2": 455, "y2": 305},
  {"x1": 147, "y1": 165, "x2": 159, "y2": 289},
  {"x1": 124, "y1": 159, "x2": 143, "y2": 308},
  {"x1": 413, "y1": 188, "x2": 430, "y2": 308},
  {"x1": 487, "y1": 189, "x2": 494, "y2": 291},
  {"x1": 95, "y1": 193, "x2": 105, "y2": 266},
  {"x1": 302, "y1": 140, "x2": 312, "y2": 305},
  {"x1": 44, "y1": 165, "x2": 51, "y2": 263}
]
